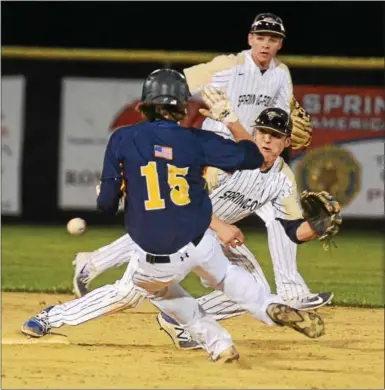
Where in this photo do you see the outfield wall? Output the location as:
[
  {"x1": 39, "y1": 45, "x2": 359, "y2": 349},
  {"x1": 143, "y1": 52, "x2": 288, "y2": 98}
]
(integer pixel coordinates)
[{"x1": 1, "y1": 50, "x2": 384, "y2": 229}]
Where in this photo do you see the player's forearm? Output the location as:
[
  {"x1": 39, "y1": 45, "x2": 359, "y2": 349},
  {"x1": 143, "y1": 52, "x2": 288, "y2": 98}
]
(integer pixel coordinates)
[
  {"x1": 226, "y1": 120, "x2": 255, "y2": 143},
  {"x1": 236, "y1": 140, "x2": 264, "y2": 170},
  {"x1": 99, "y1": 132, "x2": 125, "y2": 215},
  {"x1": 210, "y1": 213, "x2": 245, "y2": 247},
  {"x1": 210, "y1": 213, "x2": 226, "y2": 232},
  {"x1": 276, "y1": 218, "x2": 316, "y2": 244},
  {"x1": 97, "y1": 179, "x2": 122, "y2": 215},
  {"x1": 296, "y1": 221, "x2": 317, "y2": 242},
  {"x1": 226, "y1": 120, "x2": 264, "y2": 170}
]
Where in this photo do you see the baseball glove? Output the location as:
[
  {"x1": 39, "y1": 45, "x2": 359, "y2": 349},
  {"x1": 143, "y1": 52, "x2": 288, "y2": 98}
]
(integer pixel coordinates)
[
  {"x1": 290, "y1": 97, "x2": 313, "y2": 150},
  {"x1": 300, "y1": 190, "x2": 342, "y2": 250}
]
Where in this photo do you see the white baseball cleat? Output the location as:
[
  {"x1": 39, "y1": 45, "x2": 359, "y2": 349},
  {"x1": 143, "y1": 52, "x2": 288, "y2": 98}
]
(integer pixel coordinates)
[
  {"x1": 156, "y1": 312, "x2": 203, "y2": 350},
  {"x1": 72, "y1": 252, "x2": 94, "y2": 297},
  {"x1": 213, "y1": 345, "x2": 240, "y2": 363},
  {"x1": 285, "y1": 292, "x2": 334, "y2": 311}
]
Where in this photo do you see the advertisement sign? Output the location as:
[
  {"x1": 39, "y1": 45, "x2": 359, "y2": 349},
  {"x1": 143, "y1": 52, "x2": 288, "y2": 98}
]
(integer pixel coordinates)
[
  {"x1": 59, "y1": 80, "x2": 384, "y2": 217},
  {"x1": 294, "y1": 85, "x2": 384, "y2": 131},
  {"x1": 292, "y1": 86, "x2": 384, "y2": 218},
  {"x1": 1, "y1": 76, "x2": 25, "y2": 215},
  {"x1": 58, "y1": 78, "x2": 143, "y2": 209}
]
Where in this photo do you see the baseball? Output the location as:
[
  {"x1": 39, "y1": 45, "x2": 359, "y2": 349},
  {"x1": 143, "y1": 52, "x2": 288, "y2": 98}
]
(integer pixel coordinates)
[{"x1": 66, "y1": 218, "x2": 87, "y2": 236}]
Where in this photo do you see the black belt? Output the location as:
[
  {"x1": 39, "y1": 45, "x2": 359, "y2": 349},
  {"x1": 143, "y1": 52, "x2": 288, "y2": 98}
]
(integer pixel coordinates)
[{"x1": 146, "y1": 232, "x2": 204, "y2": 264}]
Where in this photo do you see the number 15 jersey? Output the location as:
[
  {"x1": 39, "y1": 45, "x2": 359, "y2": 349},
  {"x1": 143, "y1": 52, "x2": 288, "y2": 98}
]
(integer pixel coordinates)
[{"x1": 97, "y1": 120, "x2": 263, "y2": 254}]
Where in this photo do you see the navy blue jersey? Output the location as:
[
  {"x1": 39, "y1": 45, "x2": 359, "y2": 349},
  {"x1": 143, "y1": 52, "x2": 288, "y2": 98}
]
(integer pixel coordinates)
[{"x1": 97, "y1": 120, "x2": 263, "y2": 254}]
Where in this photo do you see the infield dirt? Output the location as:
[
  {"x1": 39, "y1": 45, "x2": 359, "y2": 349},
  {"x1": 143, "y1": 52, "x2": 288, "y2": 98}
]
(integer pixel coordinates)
[{"x1": 2, "y1": 292, "x2": 384, "y2": 389}]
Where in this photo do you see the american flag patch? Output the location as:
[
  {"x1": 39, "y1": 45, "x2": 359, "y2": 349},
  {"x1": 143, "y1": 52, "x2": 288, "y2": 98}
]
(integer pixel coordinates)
[{"x1": 154, "y1": 145, "x2": 173, "y2": 160}]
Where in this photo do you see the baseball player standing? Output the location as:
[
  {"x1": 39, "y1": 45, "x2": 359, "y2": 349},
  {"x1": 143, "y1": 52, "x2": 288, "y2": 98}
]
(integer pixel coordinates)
[
  {"x1": 183, "y1": 12, "x2": 330, "y2": 309},
  {"x1": 22, "y1": 70, "x2": 325, "y2": 363},
  {"x1": 73, "y1": 12, "x2": 331, "y2": 311}
]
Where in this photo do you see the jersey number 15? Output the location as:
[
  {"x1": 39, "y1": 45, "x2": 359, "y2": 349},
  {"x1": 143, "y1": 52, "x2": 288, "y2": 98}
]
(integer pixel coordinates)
[{"x1": 141, "y1": 161, "x2": 191, "y2": 210}]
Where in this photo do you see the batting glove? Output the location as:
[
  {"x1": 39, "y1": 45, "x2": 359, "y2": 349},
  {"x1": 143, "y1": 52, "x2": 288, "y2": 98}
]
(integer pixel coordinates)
[{"x1": 199, "y1": 85, "x2": 238, "y2": 124}]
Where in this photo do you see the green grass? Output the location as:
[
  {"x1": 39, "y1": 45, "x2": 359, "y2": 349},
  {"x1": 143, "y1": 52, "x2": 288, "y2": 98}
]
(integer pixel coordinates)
[{"x1": 1, "y1": 225, "x2": 384, "y2": 307}]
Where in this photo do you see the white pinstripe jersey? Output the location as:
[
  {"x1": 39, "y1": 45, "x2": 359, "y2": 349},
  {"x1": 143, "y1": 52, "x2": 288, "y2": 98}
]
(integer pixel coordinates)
[
  {"x1": 210, "y1": 157, "x2": 303, "y2": 225},
  {"x1": 184, "y1": 49, "x2": 293, "y2": 140}
]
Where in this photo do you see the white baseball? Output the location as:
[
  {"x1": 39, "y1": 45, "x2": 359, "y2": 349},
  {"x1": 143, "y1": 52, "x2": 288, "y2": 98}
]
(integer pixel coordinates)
[{"x1": 67, "y1": 218, "x2": 87, "y2": 236}]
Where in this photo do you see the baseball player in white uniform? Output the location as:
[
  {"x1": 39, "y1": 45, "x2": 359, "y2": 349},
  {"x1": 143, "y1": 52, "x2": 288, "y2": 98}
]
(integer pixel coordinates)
[
  {"x1": 73, "y1": 12, "x2": 332, "y2": 313},
  {"x1": 21, "y1": 84, "x2": 326, "y2": 362}
]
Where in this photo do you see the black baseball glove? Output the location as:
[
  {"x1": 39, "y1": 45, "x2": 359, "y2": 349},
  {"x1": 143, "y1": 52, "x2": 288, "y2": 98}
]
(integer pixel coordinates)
[{"x1": 300, "y1": 190, "x2": 342, "y2": 250}]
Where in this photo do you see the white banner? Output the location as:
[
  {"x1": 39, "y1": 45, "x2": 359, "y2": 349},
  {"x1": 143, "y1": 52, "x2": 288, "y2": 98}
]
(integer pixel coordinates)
[
  {"x1": 1, "y1": 76, "x2": 25, "y2": 215},
  {"x1": 58, "y1": 78, "x2": 143, "y2": 209},
  {"x1": 291, "y1": 138, "x2": 384, "y2": 217}
]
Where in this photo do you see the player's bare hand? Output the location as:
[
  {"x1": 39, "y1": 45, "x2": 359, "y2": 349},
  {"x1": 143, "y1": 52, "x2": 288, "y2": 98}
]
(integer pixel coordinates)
[
  {"x1": 216, "y1": 223, "x2": 245, "y2": 249},
  {"x1": 199, "y1": 85, "x2": 238, "y2": 124}
]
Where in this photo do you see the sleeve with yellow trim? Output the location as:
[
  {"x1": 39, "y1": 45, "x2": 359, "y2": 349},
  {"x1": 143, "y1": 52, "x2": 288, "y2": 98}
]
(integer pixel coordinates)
[
  {"x1": 183, "y1": 53, "x2": 244, "y2": 95},
  {"x1": 270, "y1": 162, "x2": 306, "y2": 244},
  {"x1": 273, "y1": 62, "x2": 293, "y2": 114},
  {"x1": 97, "y1": 131, "x2": 124, "y2": 215},
  {"x1": 118, "y1": 162, "x2": 127, "y2": 212},
  {"x1": 271, "y1": 163, "x2": 303, "y2": 220},
  {"x1": 273, "y1": 62, "x2": 313, "y2": 150}
]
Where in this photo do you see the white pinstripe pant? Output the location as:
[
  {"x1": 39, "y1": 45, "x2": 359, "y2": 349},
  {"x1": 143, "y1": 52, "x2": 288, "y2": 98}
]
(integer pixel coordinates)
[
  {"x1": 255, "y1": 202, "x2": 310, "y2": 300},
  {"x1": 78, "y1": 212, "x2": 309, "y2": 321},
  {"x1": 48, "y1": 229, "x2": 283, "y2": 359}
]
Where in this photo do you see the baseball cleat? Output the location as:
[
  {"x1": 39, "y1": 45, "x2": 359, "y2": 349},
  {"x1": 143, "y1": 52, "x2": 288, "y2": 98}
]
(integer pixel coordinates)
[
  {"x1": 267, "y1": 303, "x2": 325, "y2": 339},
  {"x1": 214, "y1": 345, "x2": 240, "y2": 363},
  {"x1": 72, "y1": 252, "x2": 93, "y2": 297},
  {"x1": 156, "y1": 312, "x2": 202, "y2": 350},
  {"x1": 285, "y1": 292, "x2": 334, "y2": 311},
  {"x1": 21, "y1": 306, "x2": 54, "y2": 338}
]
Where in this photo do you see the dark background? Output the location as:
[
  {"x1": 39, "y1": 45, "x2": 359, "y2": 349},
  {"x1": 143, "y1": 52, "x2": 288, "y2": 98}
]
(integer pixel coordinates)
[{"x1": 2, "y1": 1, "x2": 384, "y2": 56}]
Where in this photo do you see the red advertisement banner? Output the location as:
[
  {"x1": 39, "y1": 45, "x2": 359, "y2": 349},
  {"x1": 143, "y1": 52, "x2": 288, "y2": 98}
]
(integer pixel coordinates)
[{"x1": 294, "y1": 85, "x2": 384, "y2": 132}]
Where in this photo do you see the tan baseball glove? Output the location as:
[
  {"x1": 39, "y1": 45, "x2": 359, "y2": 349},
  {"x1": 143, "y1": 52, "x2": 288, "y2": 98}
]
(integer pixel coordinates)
[
  {"x1": 290, "y1": 97, "x2": 313, "y2": 150},
  {"x1": 300, "y1": 190, "x2": 342, "y2": 250}
]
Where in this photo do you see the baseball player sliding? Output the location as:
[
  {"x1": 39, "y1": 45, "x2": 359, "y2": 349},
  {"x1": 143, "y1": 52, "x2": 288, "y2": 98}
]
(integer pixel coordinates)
[
  {"x1": 21, "y1": 71, "x2": 330, "y2": 364},
  {"x1": 73, "y1": 12, "x2": 331, "y2": 312}
]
